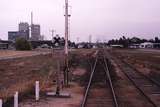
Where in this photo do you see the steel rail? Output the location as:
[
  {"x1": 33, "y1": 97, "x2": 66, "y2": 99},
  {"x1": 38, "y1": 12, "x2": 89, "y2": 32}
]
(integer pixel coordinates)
[
  {"x1": 81, "y1": 55, "x2": 98, "y2": 107},
  {"x1": 121, "y1": 59, "x2": 160, "y2": 87},
  {"x1": 103, "y1": 55, "x2": 119, "y2": 107},
  {"x1": 118, "y1": 60, "x2": 158, "y2": 107},
  {"x1": 87, "y1": 50, "x2": 99, "y2": 72}
]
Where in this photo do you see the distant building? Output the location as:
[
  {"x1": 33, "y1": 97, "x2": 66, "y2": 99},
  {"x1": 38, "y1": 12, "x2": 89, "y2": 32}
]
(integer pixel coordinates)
[
  {"x1": 19, "y1": 22, "x2": 29, "y2": 40},
  {"x1": 8, "y1": 31, "x2": 29, "y2": 41},
  {"x1": 139, "y1": 42, "x2": 153, "y2": 48},
  {"x1": 0, "y1": 42, "x2": 9, "y2": 49},
  {"x1": 153, "y1": 43, "x2": 160, "y2": 48},
  {"x1": 8, "y1": 22, "x2": 41, "y2": 41},
  {"x1": 8, "y1": 22, "x2": 30, "y2": 41},
  {"x1": 129, "y1": 44, "x2": 140, "y2": 49},
  {"x1": 18, "y1": 31, "x2": 29, "y2": 40},
  {"x1": 0, "y1": 40, "x2": 13, "y2": 49},
  {"x1": 8, "y1": 31, "x2": 19, "y2": 41},
  {"x1": 31, "y1": 24, "x2": 41, "y2": 41},
  {"x1": 110, "y1": 45, "x2": 124, "y2": 48},
  {"x1": 19, "y1": 22, "x2": 29, "y2": 31}
]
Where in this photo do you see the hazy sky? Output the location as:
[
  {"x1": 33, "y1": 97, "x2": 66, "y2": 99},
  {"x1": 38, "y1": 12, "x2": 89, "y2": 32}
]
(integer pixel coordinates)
[{"x1": 0, "y1": 0, "x2": 160, "y2": 42}]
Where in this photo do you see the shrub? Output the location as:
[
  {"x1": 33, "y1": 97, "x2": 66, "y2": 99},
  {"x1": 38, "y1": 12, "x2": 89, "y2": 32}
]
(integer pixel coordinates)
[{"x1": 15, "y1": 38, "x2": 32, "y2": 50}]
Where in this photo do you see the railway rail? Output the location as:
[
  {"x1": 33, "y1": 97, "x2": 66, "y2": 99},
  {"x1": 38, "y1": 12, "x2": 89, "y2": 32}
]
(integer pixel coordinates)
[
  {"x1": 111, "y1": 52, "x2": 160, "y2": 107},
  {"x1": 81, "y1": 50, "x2": 119, "y2": 107}
]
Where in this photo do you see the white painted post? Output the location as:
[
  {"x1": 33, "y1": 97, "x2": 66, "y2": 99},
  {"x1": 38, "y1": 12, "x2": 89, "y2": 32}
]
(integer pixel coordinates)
[
  {"x1": 14, "y1": 91, "x2": 18, "y2": 107},
  {"x1": 35, "y1": 81, "x2": 40, "y2": 101},
  {"x1": 0, "y1": 99, "x2": 2, "y2": 107}
]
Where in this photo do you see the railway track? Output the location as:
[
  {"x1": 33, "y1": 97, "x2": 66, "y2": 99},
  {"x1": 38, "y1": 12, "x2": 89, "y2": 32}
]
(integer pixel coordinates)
[
  {"x1": 111, "y1": 53, "x2": 160, "y2": 107},
  {"x1": 81, "y1": 50, "x2": 118, "y2": 107}
]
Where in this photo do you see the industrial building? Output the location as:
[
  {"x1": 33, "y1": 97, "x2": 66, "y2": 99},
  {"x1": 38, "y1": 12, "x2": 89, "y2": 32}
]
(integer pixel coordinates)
[
  {"x1": 31, "y1": 24, "x2": 41, "y2": 41},
  {"x1": 19, "y1": 22, "x2": 30, "y2": 40},
  {"x1": 8, "y1": 31, "x2": 19, "y2": 41},
  {"x1": 0, "y1": 40, "x2": 12, "y2": 49},
  {"x1": 19, "y1": 22, "x2": 29, "y2": 32},
  {"x1": 8, "y1": 22, "x2": 30, "y2": 41},
  {"x1": 0, "y1": 42, "x2": 9, "y2": 49}
]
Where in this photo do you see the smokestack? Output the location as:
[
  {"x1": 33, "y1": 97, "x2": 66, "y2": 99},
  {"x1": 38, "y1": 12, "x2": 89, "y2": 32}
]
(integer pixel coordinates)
[
  {"x1": 30, "y1": 12, "x2": 33, "y2": 39},
  {"x1": 31, "y1": 12, "x2": 33, "y2": 25}
]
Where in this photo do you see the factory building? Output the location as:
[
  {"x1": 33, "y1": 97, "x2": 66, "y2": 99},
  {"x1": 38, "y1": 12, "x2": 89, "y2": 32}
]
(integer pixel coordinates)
[
  {"x1": 19, "y1": 22, "x2": 29, "y2": 32},
  {"x1": 8, "y1": 22, "x2": 30, "y2": 41},
  {"x1": 8, "y1": 31, "x2": 19, "y2": 41},
  {"x1": 19, "y1": 22, "x2": 30, "y2": 40},
  {"x1": 31, "y1": 24, "x2": 41, "y2": 41}
]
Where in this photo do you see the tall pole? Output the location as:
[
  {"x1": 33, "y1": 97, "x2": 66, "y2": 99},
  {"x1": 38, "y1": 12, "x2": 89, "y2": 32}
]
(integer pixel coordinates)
[
  {"x1": 30, "y1": 12, "x2": 33, "y2": 39},
  {"x1": 64, "y1": 0, "x2": 69, "y2": 86},
  {"x1": 50, "y1": 29, "x2": 55, "y2": 42},
  {"x1": 89, "y1": 35, "x2": 92, "y2": 43},
  {"x1": 65, "y1": 0, "x2": 69, "y2": 55}
]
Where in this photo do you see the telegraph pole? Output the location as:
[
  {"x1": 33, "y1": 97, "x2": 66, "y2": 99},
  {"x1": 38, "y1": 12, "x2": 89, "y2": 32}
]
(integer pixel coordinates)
[
  {"x1": 50, "y1": 29, "x2": 55, "y2": 55},
  {"x1": 89, "y1": 35, "x2": 92, "y2": 43},
  {"x1": 50, "y1": 29, "x2": 55, "y2": 42},
  {"x1": 65, "y1": 0, "x2": 69, "y2": 55},
  {"x1": 64, "y1": 0, "x2": 70, "y2": 86},
  {"x1": 46, "y1": 0, "x2": 71, "y2": 98}
]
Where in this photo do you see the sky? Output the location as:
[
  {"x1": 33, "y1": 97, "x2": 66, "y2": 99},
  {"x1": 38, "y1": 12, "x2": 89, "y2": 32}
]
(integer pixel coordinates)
[{"x1": 0, "y1": 0, "x2": 160, "y2": 42}]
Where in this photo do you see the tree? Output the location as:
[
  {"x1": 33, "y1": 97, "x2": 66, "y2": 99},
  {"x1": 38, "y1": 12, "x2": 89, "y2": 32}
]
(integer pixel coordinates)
[
  {"x1": 15, "y1": 38, "x2": 32, "y2": 50},
  {"x1": 155, "y1": 37, "x2": 159, "y2": 43}
]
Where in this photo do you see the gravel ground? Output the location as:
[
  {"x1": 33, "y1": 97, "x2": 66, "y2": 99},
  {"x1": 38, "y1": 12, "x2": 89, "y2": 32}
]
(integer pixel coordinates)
[
  {"x1": 19, "y1": 82, "x2": 84, "y2": 107},
  {"x1": 19, "y1": 66, "x2": 88, "y2": 107}
]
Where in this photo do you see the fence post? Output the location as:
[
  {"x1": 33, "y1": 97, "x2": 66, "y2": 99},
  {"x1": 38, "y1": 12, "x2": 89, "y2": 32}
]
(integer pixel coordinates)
[
  {"x1": 0, "y1": 99, "x2": 2, "y2": 107},
  {"x1": 14, "y1": 91, "x2": 18, "y2": 107},
  {"x1": 35, "y1": 81, "x2": 40, "y2": 101}
]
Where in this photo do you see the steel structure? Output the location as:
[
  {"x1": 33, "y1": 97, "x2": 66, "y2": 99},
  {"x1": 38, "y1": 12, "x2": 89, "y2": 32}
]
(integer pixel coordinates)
[
  {"x1": 65, "y1": 0, "x2": 69, "y2": 55},
  {"x1": 64, "y1": 0, "x2": 71, "y2": 85}
]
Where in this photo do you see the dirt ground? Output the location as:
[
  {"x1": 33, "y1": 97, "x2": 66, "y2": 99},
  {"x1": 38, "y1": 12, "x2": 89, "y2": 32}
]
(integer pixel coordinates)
[
  {"x1": 0, "y1": 49, "x2": 94, "y2": 106},
  {"x1": 19, "y1": 82, "x2": 84, "y2": 107},
  {"x1": 0, "y1": 50, "x2": 50, "y2": 59},
  {"x1": 106, "y1": 49, "x2": 158, "y2": 107},
  {"x1": 19, "y1": 80, "x2": 85, "y2": 107},
  {"x1": 0, "y1": 50, "x2": 63, "y2": 105},
  {"x1": 109, "y1": 49, "x2": 160, "y2": 74},
  {"x1": 2, "y1": 48, "x2": 158, "y2": 106},
  {"x1": 18, "y1": 50, "x2": 91, "y2": 107},
  {"x1": 108, "y1": 48, "x2": 160, "y2": 90}
]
